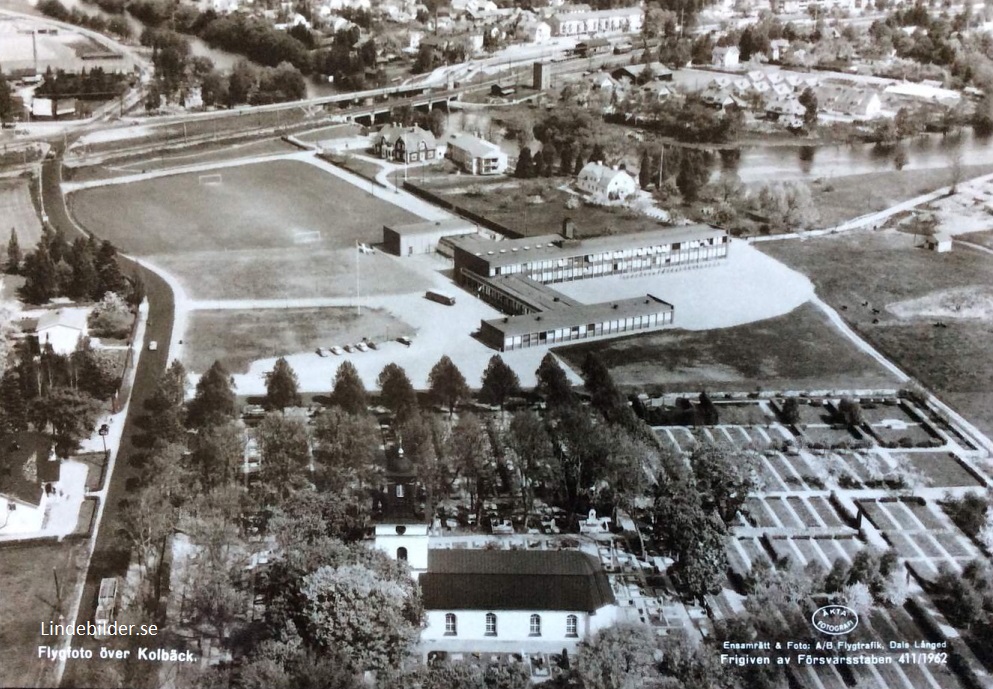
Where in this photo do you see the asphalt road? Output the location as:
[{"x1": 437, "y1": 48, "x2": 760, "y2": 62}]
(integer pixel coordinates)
[{"x1": 42, "y1": 143, "x2": 178, "y2": 682}]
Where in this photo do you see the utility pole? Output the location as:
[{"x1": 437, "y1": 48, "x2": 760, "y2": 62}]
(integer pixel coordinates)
[{"x1": 355, "y1": 241, "x2": 361, "y2": 315}]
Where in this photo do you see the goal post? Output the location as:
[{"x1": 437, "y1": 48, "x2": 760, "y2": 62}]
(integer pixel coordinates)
[{"x1": 198, "y1": 173, "x2": 222, "y2": 186}]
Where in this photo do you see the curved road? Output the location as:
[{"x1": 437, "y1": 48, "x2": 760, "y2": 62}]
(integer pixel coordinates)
[{"x1": 41, "y1": 143, "x2": 177, "y2": 684}]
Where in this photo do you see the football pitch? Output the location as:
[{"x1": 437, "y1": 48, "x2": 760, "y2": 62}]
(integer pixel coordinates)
[{"x1": 68, "y1": 159, "x2": 419, "y2": 256}]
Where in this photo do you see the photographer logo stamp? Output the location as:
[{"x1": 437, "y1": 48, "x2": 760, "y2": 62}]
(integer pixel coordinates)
[{"x1": 812, "y1": 605, "x2": 859, "y2": 636}]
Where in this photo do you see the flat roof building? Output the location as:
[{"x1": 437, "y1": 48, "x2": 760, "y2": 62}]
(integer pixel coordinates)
[
  {"x1": 382, "y1": 219, "x2": 477, "y2": 257},
  {"x1": 479, "y1": 294, "x2": 673, "y2": 351},
  {"x1": 452, "y1": 224, "x2": 729, "y2": 285}
]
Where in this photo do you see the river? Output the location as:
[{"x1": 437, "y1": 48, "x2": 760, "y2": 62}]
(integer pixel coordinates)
[
  {"x1": 454, "y1": 108, "x2": 993, "y2": 183},
  {"x1": 59, "y1": 0, "x2": 337, "y2": 98}
]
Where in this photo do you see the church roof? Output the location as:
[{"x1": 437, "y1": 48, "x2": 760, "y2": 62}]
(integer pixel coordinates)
[{"x1": 420, "y1": 549, "x2": 615, "y2": 612}]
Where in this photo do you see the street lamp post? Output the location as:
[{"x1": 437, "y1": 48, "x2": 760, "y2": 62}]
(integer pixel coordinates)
[{"x1": 99, "y1": 424, "x2": 110, "y2": 459}]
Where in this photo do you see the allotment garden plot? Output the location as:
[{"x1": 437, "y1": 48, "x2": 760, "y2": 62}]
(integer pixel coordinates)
[{"x1": 68, "y1": 159, "x2": 425, "y2": 300}]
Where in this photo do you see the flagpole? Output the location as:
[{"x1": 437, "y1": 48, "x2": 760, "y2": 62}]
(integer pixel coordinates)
[{"x1": 356, "y1": 241, "x2": 361, "y2": 315}]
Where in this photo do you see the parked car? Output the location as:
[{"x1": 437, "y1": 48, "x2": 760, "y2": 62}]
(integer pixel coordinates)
[
  {"x1": 316, "y1": 347, "x2": 328, "y2": 357},
  {"x1": 366, "y1": 340, "x2": 378, "y2": 350},
  {"x1": 356, "y1": 342, "x2": 369, "y2": 352},
  {"x1": 426, "y1": 290, "x2": 456, "y2": 306},
  {"x1": 398, "y1": 336, "x2": 412, "y2": 347},
  {"x1": 330, "y1": 346, "x2": 344, "y2": 355},
  {"x1": 147, "y1": 341, "x2": 158, "y2": 351},
  {"x1": 343, "y1": 344, "x2": 354, "y2": 353}
]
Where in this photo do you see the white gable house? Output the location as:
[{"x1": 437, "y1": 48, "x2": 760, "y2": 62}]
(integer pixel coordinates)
[{"x1": 577, "y1": 162, "x2": 637, "y2": 200}]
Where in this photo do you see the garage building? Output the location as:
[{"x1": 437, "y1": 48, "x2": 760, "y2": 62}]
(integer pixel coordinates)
[{"x1": 383, "y1": 219, "x2": 477, "y2": 257}]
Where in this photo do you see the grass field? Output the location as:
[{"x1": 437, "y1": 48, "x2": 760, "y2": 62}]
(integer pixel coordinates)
[
  {"x1": 185, "y1": 306, "x2": 411, "y2": 374},
  {"x1": 760, "y1": 230, "x2": 993, "y2": 437},
  {"x1": 149, "y1": 245, "x2": 431, "y2": 300},
  {"x1": 70, "y1": 159, "x2": 419, "y2": 256},
  {"x1": 553, "y1": 302, "x2": 899, "y2": 393},
  {"x1": 66, "y1": 138, "x2": 297, "y2": 184},
  {"x1": 417, "y1": 174, "x2": 662, "y2": 239},
  {"x1": 899, "y1": 452, "x2": 981, "y2": 487},
  {"x1": 1, "y1": 179, "x2": 42, "y2": 253},
  {"x1": 959, "y1": 229, "x2": 993, "y2": 250},
  {"x1": 0, "y1": 540, "x2": 89, "y2": 689},
  {"x1": 802, "y1": 163, "x2": 993, "y2": 229}
]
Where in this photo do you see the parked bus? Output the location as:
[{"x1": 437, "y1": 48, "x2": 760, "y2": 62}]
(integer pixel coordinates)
[{"x1": 425, "y1": 290, "x2": 456, "y2": 306}]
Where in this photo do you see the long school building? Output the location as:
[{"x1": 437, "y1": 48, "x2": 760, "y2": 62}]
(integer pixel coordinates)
[{"x1": 451, "y1": 224, "x2": 729, "y2": 285}]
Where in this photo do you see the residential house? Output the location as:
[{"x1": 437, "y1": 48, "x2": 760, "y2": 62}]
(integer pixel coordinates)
[
  {"x1": 816, "y1": 84, "x2": 883, "y2": 119},
  {"x1": 712, "y1": 45, "x2": 740, "y2": 69},
  {"x1": 700, "y1": 86, "x2": 744, "y2": 111},
  {"x1": 446, "y1": 133, "x2": 509, "y2": 175},
  {"x1": 374, "y1": 125, "x2": 440, "y2": 163},
  {"x1": 577, "y1": 162, "x2": 637, "y2": 199},
  {"x1": 640, "y1": 80, "x2": 673, "y2": 102},
  {"x1": 770, "y1": 39, "x2": 790, "y2": 61},
  {"x1": 765, "y1": 96, "x2": 806, "y2": 128},
  {"x1": 35, "y1": 308, "x2": 87, "y2": 354},
  {"x1": 610, "y1": 62, "x2": 673, "y2": 84},
  {"x1": 522, "y1": 20, "x2": 551, "y2": 42},
  {"x1": 549, "y1": 7, "x2": 643, "y2": 36},
  {"x1": 0, "y1": 433, "x2": 61, "y2": 534}
]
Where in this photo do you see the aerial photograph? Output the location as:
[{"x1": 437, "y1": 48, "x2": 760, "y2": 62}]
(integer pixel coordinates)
[{"x1": 1, "y1": 0, "x2": 993, "y2": 685}]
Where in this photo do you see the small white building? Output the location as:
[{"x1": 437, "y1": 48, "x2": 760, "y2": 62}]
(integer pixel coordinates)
[
  {"x1": 446, "y1": 133, "x2": 509, "y2": 175},
  {"x1": 577, "y1": 162, "x2": 637, "y2": 199},
  {"x1": 712, "y1": 45, "x2": 740, "y2": 69},
  {"x1": 35, "y1": 308, "x2": 87, "y2": 355},
  {"x1": 548, "y1": 6, "x2": 643, "y2": 36},
  {"x1": 925, "y1": 231, "x2": 952, "y2": 253},
  {"x1": 524, "y1": 20, "x2": 551, "y2": 43}
]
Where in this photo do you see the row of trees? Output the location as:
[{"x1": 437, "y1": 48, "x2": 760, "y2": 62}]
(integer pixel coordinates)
[
  {"x1": 37, "y1": 0, "x2": 132, "y2": 40},
  {"x1": 14, "y1": 226, "x2": 137, "y2": 306}
]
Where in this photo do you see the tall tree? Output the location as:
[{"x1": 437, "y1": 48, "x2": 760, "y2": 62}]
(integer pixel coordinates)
[
  {"x1": 428, "y1": 355, "x2": 470, "y2": 418},
  {"x1": 189, "y1": 421, "x2": 244, "y2": 492},
  {"x1": 377, "y1": 363, "x2": 418, "y2": 424},
  {"x1": 535, "y1": 353, "x2": 576, "y2": 410},
  {"x1": 515, "y1": 147, "x2": 535, "y2": 179},
  {"x1": 297, "y1": 554, "x2": 422, "y2": 673},
  {"x1": 5, "y1": 229, "x2": 20, "y2": 274},
  {"x1": 638, "y1": 150, "x2": 652, "y2": 189},
  {"x1": 21, "y1": 243, "x2": 58, "y2": 304},
  {"x1": 34, "y1": 387, "x2": 102, "y2": 457},
  {"x1": 575, "y1": 624, "x2": 663, "y2": 689},
  {"x1": 580, "y1": 352, "x2": 628, "y2": 424},
  {"x1": 690, "y1": 441, "x2": 755, "y2": 522},
  {"x1": 187, "y1": 360, "x2": 236, "y2": 429},
  {"x1": 478, "y1": 355, "x2": 521, "y2": 412},
  {"x1": 446, "y1": 412, "x2": 493, "y2": 517},
  {"x1": 330, "y1": 360, "x2": 368, "y2": 414},
  {"x1": 266, "y1": 357, "x2": 301, "y2": 410},
  {"x1": 256, "y1": 412, "x2": 312, "y2": 502},
  {"x1": 798, "y1": 86, "x2": 818, "y2": 131},
  {"x1": 312, "y1": 406, "x2": 380, "y2": 492},
  {"x1": 505, "y1": 410, "x2": 553, "y2": 519}
]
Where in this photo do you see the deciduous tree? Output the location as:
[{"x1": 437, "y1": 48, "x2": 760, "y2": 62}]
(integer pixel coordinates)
[
  {"x1": 479, "y1": 355, "x2": 521, "y2": 412},
  {"x1": 377, "y1": 363, "x2": 418, "y2": 423},
  {"x1": 187, "y1": 360, "x2": 236, "y2": 429},
  {"x1": 330, "y1": 360, "x2": 367, "y2": 414},
  {"x1": 266, "y1": 357, "x2": 301, "y2": 410},
  {"x1": 428, "y1": 355, "x2": 470, "y2": 417}
]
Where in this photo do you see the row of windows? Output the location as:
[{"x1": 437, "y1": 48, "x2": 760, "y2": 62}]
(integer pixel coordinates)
[
  {"x1": 489, "y1": 245, "x2": 728, "y2": 280},
  {"x1": 499, "y1": 311, "x2": 673, "y2": 351},
  {"x1": 444, "y1": 613, "x2": 578, "y2": 638}
]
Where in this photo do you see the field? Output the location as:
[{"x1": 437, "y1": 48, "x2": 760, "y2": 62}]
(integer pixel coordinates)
[
  {"x1": 185, "y1": 306, "x2": 411, "y2": 374},
  {"x1": 70, "y1": 159, "x2": 418, "y2": 255},
  {"x1": 70, "y1": 159, "x2": 426, "y2": 300},
  {"x1": 760, "y1": 230, "x2": 993, "y2": 437},
  {"x1": 415, "y1": 175, "x2": 662, "y2": 239},
  {"x1": 66, "y1": 137, "x2": 297, "y2": 183},
  {"x1": 899, "y1": 452, "x2": 982, "y2": 487},
  {"x1": 0, "y1": 178, "x2": 42, "y2": 252},
  {"x1": 0, "y1": 540, "x2": 89, "y2": 689},
  {"x1": 959, "y1": 229, "x2": 993, "y2": 250},
  {"x1": 554, "y1": 302, "x2": 899, "y2": 393},
  {"x1": 805, "y1": 163, "x2": 993, "y2": 229}
]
